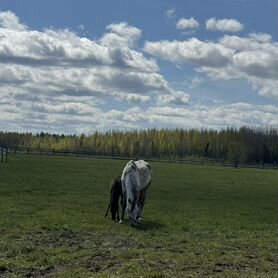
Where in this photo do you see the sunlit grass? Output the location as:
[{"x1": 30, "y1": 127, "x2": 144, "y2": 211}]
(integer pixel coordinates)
[{"x1": 0, "y1": 155, "x2": 277, "y2": 277}]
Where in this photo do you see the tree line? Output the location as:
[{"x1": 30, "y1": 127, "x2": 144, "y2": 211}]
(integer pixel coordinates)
[{"x1": 0, "y1": 127, "x2": 277, "y2": 164}]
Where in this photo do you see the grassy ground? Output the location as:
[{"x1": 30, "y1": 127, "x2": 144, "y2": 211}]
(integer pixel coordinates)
[{"x1": 0, "y1": 155, "x2": 277, "y2": 278}]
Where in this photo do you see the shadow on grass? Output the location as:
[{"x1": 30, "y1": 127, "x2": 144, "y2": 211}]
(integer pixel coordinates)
[{"x1": 134, "y1": 220, "x2": 165, "y2": 231}]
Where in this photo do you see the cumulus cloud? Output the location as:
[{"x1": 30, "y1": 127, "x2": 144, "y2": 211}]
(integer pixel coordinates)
[
  {"x1": 102, "y1": 22, "x2": 142, "y2": 47},
  {"x1": 144, "y1": 33, "x2": 278, "y2": 98},
  {"x1": 109, "y1": 91, "x2": 151, "y2": 103},
  {"x1": 0, "y1": 12, "x2": 182, "y2": 98},
  {"x1": 0, "y1": 11, "x2": 192, "y2": 133},
  {"x1": 176, "y1": 17, "x2": 199, "y2": 30},
  {"x1": 206, "y1": 18, "x2": 244, "y2": 32},
  {"x1": 158, "y1": 90, "x2": 191, "y2": 105},
  {"x1": 144, "y1": 38, "x2": 233, "y2": 68},
  {"x1": 0, "y1": 10, "x2": 27, "y2": 31},
  {"x1": 0, "y1": 11, "x2": 276, "y2": 133}
]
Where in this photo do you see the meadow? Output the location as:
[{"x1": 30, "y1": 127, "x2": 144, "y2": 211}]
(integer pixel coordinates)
[{"x1": 0, "y1": 155, "x2": 277, "y2": 278}]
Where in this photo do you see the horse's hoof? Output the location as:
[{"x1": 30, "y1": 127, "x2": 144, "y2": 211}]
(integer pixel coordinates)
[
  {"x1": 138, "y1": 217, "x2": 143, "y2": 222},
  {"x1": 119, "y1": 220, "x2": 123, "y2": 224}
]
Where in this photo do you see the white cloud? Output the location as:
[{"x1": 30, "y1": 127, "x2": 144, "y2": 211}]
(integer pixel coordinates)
[
  {"x1": 180, "y1": 76, "x2": 204, "y2": 88},
  {"x1": 0, "y1": 11, "x2": 276, "y2": 134},
  {"x1": 144, "y1": 33, "x2": 278, "y2": 98},
  {"x1": 249, "y1": 33, "x2": 272, "y2": 43},
  {"x1": 110, "y1": 91, "x2": 151, "y2": 103},
  {"x1": 189, "y1": 77, "x2": 203, "y2": 88},
  {"x1": 158, "y1": 90, "x2": 191, "y2": 105},
  {"x1": 0, "y1": 10, "x2": 27, "y2": 31},
  {"x1": 147, "y1": 103, "x2": 278, "y2": 128},
  {"x1": 103, "y1": 22, "x2": 142, "y2": 47},
  {"x1": 206, "y1": 18, "x2": 244, "y2": 32},
  {"x1": 0, "y1": 11, "x2": 193, "y2": 133},
  {"x1": 0, "y1": 12, "x2": 183, "y2": 99},
  {"x1": 144, "y1": 38, "x2": 233, "y2": 68},
  {"x1": 165, "y1": 8, "x2": 176, "y2": 20},
  {"x1": 176, "y1": 17, "x2": 199, "y2": 30}
]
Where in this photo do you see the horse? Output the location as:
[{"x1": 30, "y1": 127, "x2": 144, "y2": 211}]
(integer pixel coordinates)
[
  {"x1": 121, "y1": 160, "x2": 152, "y2": 226},
  {"x1": 104, "y1": 176, "x2": 123, "y2": 221}
]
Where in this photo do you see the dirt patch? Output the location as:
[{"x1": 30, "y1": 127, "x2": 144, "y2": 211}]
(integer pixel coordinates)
[
  {"x1": 22, "y1": 227, "x2": 86, "y2": 249},
  {"x1": 23, "y1": 266, "x2": 54, "y2": 278},
  {"x1": 0, "y1": 266, "x2": 9, "y2": 274},
  {"x1": 212, "y1": 262, "x2": 250, "y2": 273},
  {"x1": 78, "y1": 252, "x2": 122, "y2": 273},
  {"x1": 2, "y1": 227, "x2": 146, "y2": 277},
  {"x1": 0, "y1": 266, "x2": 55, "y2": 278}
]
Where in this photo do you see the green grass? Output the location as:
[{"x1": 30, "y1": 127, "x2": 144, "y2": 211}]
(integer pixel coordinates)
[{"x1": 0, "y1": 155, "x2": 277, "y2": 278}]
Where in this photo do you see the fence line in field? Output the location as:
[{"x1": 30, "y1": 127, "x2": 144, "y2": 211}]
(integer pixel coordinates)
[{"x1": 5, "y1": 146, "x2": 278, "y2": 170}]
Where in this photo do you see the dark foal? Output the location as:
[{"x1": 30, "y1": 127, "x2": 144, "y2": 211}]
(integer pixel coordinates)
[{"x1": 105, "y1": 176, "x2": 124, "y2": 221}]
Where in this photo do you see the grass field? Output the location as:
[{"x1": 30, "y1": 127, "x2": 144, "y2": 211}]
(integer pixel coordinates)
[{"x1": 0, "y1": 155, "x2": 277, "y2": 278}]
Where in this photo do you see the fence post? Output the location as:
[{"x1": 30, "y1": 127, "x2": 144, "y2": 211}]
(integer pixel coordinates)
[{"x1": 1, "y1": 147, "x2": 8, "y2": 163}]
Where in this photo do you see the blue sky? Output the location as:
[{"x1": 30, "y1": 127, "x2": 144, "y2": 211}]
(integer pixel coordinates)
[{"x1": 0, "y1": 0, "x2": 277, "y2": 133}]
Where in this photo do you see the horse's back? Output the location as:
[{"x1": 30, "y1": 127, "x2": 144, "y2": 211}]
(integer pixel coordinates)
[{"x1": 122, "y1": 160, "x2": 151, "y2": 191}]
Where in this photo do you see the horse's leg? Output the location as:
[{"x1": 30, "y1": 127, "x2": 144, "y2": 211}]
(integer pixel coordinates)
[
  {"x1": 137, "y1": 188, "x2": 147, "y2": 221},
  {"x1": 137, "y1": 182, "x2": 151, "y2": 221},
  {"x1": 120, "y1": 191, "x2": 126, "y2": 223}
]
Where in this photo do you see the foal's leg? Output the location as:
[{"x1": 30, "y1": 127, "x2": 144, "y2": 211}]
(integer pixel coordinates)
[
  {"x1": 116, "y1": 205, "x2": 119, "y2": 222},
  {"x1": 104, "y1": 203, "x2": 110, "y2": 218}
]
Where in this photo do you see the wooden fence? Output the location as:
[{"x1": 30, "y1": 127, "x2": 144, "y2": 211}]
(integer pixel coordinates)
[{"x1": 4, "y1": 146, "x2": 277, "y2": 170}]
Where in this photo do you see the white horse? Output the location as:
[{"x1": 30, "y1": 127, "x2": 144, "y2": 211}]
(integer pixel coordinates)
[{"x1": 121, "y1": 160, "x2": 152, "y2": 225}]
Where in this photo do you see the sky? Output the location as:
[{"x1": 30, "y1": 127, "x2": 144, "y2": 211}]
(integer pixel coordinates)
[{"x1": 0, "y1": 0, "x2": 277, "y2": 134}]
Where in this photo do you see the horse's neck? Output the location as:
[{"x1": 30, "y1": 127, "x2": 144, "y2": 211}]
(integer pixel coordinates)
[
  {"x1": 124, "y1": 173, "x2": 137, "y2": 199},
  {"x1": 135, "y1": 167, "x2": 151, "y2": 190},
  {"x1": 122, "y1": 160, "x2": 135, "y2": 177}
]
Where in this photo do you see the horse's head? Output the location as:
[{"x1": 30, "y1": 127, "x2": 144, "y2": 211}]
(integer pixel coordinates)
[
  {"x1": 126, "y1": 195, "x2": 139, "y2": 224},
  {"x1": 125, "y1": 182, "x2": 142, "y2": 225}
]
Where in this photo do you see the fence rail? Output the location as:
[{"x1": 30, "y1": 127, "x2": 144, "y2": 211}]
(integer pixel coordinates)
[{"x1": 4, "y1": 146, "x2": 278, "y2": 170}]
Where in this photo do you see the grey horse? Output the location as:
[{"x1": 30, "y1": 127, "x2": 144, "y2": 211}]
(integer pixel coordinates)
[{"x1": 121, "y1": 160, "x2": 152, "y2": 225}]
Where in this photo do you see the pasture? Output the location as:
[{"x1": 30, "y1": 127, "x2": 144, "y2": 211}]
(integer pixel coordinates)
[{"x1": 0, "y1": 155, "x2": 277, "y2": 278}]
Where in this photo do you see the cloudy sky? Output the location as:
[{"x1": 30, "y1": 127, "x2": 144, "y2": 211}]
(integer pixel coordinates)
[{"x1": 0, "y1": 0, "x2": 277, "y2": 134}]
